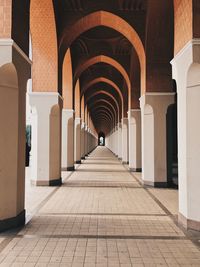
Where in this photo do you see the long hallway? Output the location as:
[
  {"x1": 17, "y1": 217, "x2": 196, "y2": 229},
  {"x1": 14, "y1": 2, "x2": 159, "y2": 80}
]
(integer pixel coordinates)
[{"x1": 0, "y1": 147, "x2": 200, "y2": 266}]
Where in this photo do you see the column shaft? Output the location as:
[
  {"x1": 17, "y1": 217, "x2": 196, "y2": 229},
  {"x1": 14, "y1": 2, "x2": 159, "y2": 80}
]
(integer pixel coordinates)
[
  {"x1": 171, "y1": 39, "x2": 200, "y2": 230},
  {"x1": 62, "y1": 109, "x2": 74, "y2": 171},
  {"x1": 140, "y1": 93, "x2": 174, "y2": 187},
  {"x1": 128, "y1": 110, "x2": 141, "y2": 172},
  {"x1": 74, "y1": 118, "x2": 81, "y2": 164},
  {"x1": 118, "y1": 123, "x2": 122, "y2": 160},
  {"x1": 30, "y1": 93, "x2": 62, "y2": 186},
  {"x1": 122, "y1": 118, "x2": 129, "y2": 164},
  {"x1": 0, "y1": 40, "x2": 31, "y2": 231}
]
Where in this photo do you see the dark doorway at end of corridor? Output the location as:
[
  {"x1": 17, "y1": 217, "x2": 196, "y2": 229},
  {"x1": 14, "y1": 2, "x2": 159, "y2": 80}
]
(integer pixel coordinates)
[{"x1": 98, "y1": 132, "x2": 105, "y2": 146}]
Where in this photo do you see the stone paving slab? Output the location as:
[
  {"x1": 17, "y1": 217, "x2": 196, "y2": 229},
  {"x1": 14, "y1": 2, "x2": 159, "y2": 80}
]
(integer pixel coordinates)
[
  {"x1": 147, "y1": 189, "x2": 178, "y2": 216},
  {"x1": 0, "y1": 147, "x2": 199, "y2": 267},
  {"x1": 25, "y1": 168, "x2": 72, "y2": 219},
  {"x1": 38, "y1": 187, "x2": 165, "y2": 215},
  {"x1": 0, "y1": 237, "x2": 200, "y2": 266},
  {"x1": 18, "y1": 214, "x2": 184, "y2": 237}
]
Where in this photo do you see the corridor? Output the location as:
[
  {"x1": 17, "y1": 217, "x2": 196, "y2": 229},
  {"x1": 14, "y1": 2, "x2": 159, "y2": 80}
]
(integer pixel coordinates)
[{"x1": 0, "y1": 147, "x2": 200, "y2": 266}]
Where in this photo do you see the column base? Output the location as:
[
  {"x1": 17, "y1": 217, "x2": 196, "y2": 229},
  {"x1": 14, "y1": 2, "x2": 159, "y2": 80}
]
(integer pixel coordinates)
[
  {"x1": 143, "y1": 180, "x2": 168, "y2": 188},
  {"x1": 179, "y1": 213, "x2": 200, "y2": 231},
  {"x1": 0, "y1": 210, "x2": 25, "y2": 233},
  {"x1": 76, "y1": 160, "x2": 81, "y2": 164},
  {"x1": 49, "y1": 178, "x2": 62, "y2": 186},
  {"x1": 129, "y1": 168, "x2": 142, "y2": 172},
  {"x1": 67, "y1": 166, "x2": 75, "y2": 171},
  {"x1": 31, "y1": 178, "x2": 62, "y2": 186}
]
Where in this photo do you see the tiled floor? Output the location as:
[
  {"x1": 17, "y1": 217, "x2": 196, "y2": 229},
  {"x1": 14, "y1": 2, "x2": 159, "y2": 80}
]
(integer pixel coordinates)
[{"x1": 0, "y1": 147, "x2": 200, "y2": 266}]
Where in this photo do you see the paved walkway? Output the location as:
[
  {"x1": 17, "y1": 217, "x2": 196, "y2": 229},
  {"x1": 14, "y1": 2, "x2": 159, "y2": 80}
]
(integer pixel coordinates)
[{"x1": 0, "y1": 147, "x2": 200, "y2": 266}]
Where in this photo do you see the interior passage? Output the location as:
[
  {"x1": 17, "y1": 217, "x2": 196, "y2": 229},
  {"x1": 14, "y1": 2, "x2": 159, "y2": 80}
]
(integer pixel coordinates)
[{"x1": 0, "y1": 147, "x2": 200, "y2": 266}]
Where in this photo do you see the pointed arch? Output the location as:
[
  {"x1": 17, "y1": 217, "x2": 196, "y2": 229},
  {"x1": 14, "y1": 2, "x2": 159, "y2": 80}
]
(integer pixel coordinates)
[{"x1": 60, "y1": 11, "x2": 145, "y2": 96}]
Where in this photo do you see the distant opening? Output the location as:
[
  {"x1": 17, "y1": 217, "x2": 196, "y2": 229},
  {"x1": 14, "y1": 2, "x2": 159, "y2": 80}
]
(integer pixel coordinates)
[
  {"x1": 98, "y1": 132, "x2": 105, "y2": 146},
  {"x1": 166, "y1": 80, "x2": 178, "y2": 188}
]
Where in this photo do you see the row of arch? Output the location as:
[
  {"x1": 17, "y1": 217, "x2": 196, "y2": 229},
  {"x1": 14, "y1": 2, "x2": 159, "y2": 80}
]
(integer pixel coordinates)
[{"x1": 8, "y1": 0, "x2": 175, "y2": 133}]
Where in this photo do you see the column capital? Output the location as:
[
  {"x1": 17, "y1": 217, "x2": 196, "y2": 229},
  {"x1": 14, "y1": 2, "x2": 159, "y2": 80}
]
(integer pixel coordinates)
[
  {"x1": 75, "y1": 117, "x2": 82, "y2": 124},
  {"x1": 29, "y1": 92, "x2": 63, "y2": 114},
  {"x1": 0, "y1": 38, "x2": 32, "y2": 67},
  {"x1": 171, "y1": 38, "x2": 200, "y2": 88},
  {"x1": 127, "y1": 109, "x2": 141, "y2": 119},
  {"x1": 62, "y1": 108, "x2": 74, "y2": 116},
  {"x1": 140, "y1": 93, "x2": 175, "y2": 114}
]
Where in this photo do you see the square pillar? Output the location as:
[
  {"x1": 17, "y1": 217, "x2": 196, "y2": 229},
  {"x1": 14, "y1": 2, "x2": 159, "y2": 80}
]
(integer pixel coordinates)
[
  {"x1": 81, "y1": 122, "x2": 85, "y2": 159},
  {"x1": 140, "y1": 93, "x2": 174, "y2": 187},
  {"x1": 62, "y1": 109, "x2": 75, "y2": 171},
  {"x1": 74, "y1": 117, "x2": 82, "y2": 164},
  {"x1": 122, "y1": 118, "x2": 129, "y2": 164},
  {"x1": 87, "y1": 127, "x2": 90, "y2": 155},
  {"x1": 30, "y1": 92, "x2": 62, "y2": 186},
  {"x1": 114, "y1": 125, "x2": 118, "y2": 156},
  {"x1": 0, "y1": 40, "x2": 31, "y2": 231},
  {"x1": 84, "y1": 124, "x2": 88, "y2": 156},
  {"x1": 128, "y1": 109, "x2": 141, "y2": 172},
  {"x1": 118, "y1": 122, "x2": 122, "y2": 160},
  {"x1": 171, "y1": 39, "x2": 200, "y2": 231}
]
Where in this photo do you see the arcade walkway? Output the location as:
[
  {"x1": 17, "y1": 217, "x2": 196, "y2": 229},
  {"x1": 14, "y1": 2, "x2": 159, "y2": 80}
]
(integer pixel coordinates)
[{"x1": 0, "y1": 147, "x2": 200, "y2": 266}]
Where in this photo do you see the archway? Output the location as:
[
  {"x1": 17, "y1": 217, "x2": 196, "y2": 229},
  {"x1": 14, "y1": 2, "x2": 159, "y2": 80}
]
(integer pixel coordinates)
[
  {"x1": 60, "y1": 10, "x2": 145, "y2": 102},
  {"x1": 81, "y1": 77, "x2": 125, "y2": 117}
]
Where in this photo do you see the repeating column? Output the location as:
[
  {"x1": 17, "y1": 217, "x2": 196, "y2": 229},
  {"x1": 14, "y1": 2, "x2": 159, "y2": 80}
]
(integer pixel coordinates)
[
  {"x1": 74, "y1": 117, "x2": 82, "y2": 164},
  {"x1": 140, "y1": 93, "x2": 174, "y2": 187},
  {"x1": 62, "y1": 109, "x2": 75, "y2": 171},
  {"x1": 171, "y1": 39, "x2": 200, "y2": 231},
  {"x1": 121, "y1": 118, "x2": 129, "y2": 164},
  {"x1": 128, "y1": 109, "x2": 141, "y2": 172},
  {"x1": 0, "y1": 40, "x2": 31, "y2": 231},
  {"x1": 30, "y1": 92, "x2": 62, "y2": 186}
]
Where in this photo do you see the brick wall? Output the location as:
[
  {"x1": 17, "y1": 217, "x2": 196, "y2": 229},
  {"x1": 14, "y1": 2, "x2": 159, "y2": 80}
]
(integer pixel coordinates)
[
  {"x1": 30, "y1": 0, "x2": 58, "y2": 92},
  {"x1": 0, "y1": 0, "x2": 12, "y2": 38},
  {"x1": 62, "y1": 49, "x2": 73, "y2": 109},
  {"x1": 174, "y1": 0, "x2": 192, "y2": 55}
]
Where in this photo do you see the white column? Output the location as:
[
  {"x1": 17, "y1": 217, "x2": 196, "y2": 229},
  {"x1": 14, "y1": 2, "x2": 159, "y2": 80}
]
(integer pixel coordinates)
[
  {"x1": 122, "y1": 118, "x2": 128, "y2": 164},
  {"x1": 84, "y1": 124, "x2": 88, "y2": 156},
  {"x1": 30, "y1": 92, "x2": 62, "y2": 186},
  {"x1": 0, "y1": 40, "x2": 31, "y2": 231},
  {"x1": 87, "y1": 128, "x2": 90, "y2": 154},
  {"x1": 114, "y1": 125, "x2": 118, "y2": 156},
  {"x1": 128, "y1": 109, "x2": 141, "y2": 172},
  {"x1": 140, "y1": 93, "x2": 174, "y2": 187},
  {"x1": 81, "y1": 122, "x2": 85, "y2": 159},
  {"x1": 171, "y1": 39, "x2": 200, "y2": 231},
  {"x1": 88, "y1": 129, "x2": 92, "y2": 153},
  {"x1": 74, "y1": 117, "x2": 82, "y2": 164},
  {"x1": 62, "y1": 109, "x2": 74, "y2": 171},
  {"x1": 118, "y1": 122, "x2": 122, "y2": 160}
]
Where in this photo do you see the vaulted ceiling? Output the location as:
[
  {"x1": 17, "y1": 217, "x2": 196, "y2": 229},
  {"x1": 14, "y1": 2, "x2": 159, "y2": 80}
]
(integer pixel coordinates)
[{"x1": 52, "y1": 0, "x2": 173, "y2": 135}]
